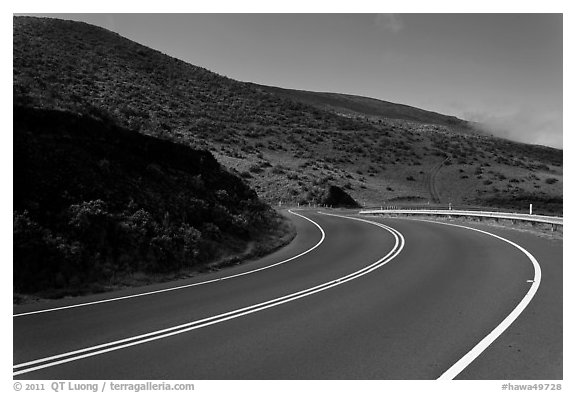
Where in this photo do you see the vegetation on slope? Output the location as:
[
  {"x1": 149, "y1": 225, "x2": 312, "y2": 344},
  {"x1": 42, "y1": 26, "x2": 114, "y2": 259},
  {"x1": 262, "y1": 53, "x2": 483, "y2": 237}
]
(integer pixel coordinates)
[
  {"x1": 253, "y1": 84, "x2": 472, "y2": 130},
  {"x1": 13, "y1": 17, "x2": 365, "y2": 141},
  {"x1": 14, "y1": 106, "x2": 292, "y2": 297}
]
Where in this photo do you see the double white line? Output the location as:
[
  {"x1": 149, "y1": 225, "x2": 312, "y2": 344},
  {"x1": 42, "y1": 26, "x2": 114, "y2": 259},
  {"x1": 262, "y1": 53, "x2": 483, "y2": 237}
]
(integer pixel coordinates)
[{"x1": 14, "y1": 212, "x2": 405, "y2": 376}]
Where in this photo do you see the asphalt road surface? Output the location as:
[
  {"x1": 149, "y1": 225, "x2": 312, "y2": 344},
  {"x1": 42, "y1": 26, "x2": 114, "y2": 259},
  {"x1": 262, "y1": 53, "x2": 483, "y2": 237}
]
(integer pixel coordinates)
[{"x1": 13, "y1": 210, "x2": 562, "y2": 379}]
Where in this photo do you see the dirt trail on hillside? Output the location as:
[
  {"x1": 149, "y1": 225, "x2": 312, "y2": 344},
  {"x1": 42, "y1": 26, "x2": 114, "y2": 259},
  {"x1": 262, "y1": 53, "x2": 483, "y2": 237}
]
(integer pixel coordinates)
[{"x1": 426, "y1": 157, "x2": 447, "y2": 204}]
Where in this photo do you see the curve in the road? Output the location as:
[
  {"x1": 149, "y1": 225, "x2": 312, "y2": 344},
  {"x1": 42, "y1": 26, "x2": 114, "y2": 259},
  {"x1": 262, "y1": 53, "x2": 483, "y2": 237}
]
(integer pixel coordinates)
[
  {"x1": 13, "y1": 212, "x2": 405, "y2": 377},
  {"x1": 393, "y1": 217, "x2": 542, "y2": 380},
  {"x1": 13, "y1": 210, "x2": 325, "y2": 318}
]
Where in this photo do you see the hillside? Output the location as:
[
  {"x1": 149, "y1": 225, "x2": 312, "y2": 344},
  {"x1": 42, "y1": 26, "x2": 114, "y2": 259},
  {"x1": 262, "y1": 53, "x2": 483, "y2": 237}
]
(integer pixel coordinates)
[
  {"x1": 13, "y1": 105, "x2": 293, "y2": 297},
  {"x1": 252, "y1": 84, "x2": 475, "y2": 131},
  {"x1": 13, "y1": 16, "x2": 562, "y2": 216}
]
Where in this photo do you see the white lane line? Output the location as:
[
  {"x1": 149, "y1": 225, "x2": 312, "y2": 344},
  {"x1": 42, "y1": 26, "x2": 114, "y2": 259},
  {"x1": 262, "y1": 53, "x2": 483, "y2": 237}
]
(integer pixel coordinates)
[
  {"x1": 13, "y1": 212, "x2": 405, "y2": 376},
  {"x1": 373, "y1": 216, "x2": 541, "y2": 380},
  {"x1": 13, "y1": 209, "x2": 325, "y2": 318}
]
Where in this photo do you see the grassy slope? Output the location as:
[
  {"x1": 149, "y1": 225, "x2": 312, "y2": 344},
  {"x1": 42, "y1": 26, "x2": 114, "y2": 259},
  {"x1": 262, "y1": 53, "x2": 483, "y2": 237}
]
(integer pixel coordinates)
[
  {"x1": 252, "y1": 83, "x2": 472, "y2": 129},
  {"x1": 13, "y1": 16, "x2": 563, "y2": 215}
]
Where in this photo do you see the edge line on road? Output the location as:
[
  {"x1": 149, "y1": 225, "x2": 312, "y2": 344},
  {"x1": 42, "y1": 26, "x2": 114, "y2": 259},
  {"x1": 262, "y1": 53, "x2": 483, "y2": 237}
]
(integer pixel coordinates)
[{"x1": 374, "y1": 216, "x2": 542, "y2": 380}]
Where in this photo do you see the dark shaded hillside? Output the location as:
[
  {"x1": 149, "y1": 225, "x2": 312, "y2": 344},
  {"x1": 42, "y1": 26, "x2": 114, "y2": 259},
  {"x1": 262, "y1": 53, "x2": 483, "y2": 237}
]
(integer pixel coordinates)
[
  {"x1": 13, "y1": 16, "x2": 562, "y2": 215},
  {"x1": 14, "y1": 106, "x2": 291, "y2": 296}
]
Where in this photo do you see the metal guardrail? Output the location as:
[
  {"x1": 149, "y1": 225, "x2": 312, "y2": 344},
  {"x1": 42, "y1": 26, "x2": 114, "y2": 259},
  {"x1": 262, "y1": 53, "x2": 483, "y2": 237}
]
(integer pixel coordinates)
[
  {"x1": 362, "y1": 203, "x2": 538, "y2": 214},
  {"x1": 359, "y1": 209, "x2": 563, "y2": 226}
]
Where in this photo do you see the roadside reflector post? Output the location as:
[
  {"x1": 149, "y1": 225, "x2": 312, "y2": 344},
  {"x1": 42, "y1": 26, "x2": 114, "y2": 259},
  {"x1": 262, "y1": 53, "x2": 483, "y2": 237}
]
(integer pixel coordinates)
[{"x1": 529, "y1": 203, "x2": 533, "y2": 215}]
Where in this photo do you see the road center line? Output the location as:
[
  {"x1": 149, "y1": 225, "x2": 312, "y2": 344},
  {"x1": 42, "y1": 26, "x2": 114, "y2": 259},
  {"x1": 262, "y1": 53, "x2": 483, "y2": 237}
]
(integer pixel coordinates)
[
  {"x1": 13, "y1": 209, "x2": 325, "y2": 318},
  {"x1": 14, "y1": 211, "x2": 405, "y2": 376}
]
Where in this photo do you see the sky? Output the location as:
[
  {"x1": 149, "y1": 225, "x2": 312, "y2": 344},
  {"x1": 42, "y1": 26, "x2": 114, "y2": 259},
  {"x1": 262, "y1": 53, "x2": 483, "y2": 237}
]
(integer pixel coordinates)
[{"x1": 25, "y1": 13, "x2": 563, "y2": 148}]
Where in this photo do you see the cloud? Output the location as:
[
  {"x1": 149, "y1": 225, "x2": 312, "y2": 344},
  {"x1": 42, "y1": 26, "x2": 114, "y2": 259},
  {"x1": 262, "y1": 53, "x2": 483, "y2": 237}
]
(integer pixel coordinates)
[
  {"x1": 374, "y1": 14, "x2": 404, "y2": 33},
  {"x1": 465, "y1": 106, "x2": 563, "y2": 149}
]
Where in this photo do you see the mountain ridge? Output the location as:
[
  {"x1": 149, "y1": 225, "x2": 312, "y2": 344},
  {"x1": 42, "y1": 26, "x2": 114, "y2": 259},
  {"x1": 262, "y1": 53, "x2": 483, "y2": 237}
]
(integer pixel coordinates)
[{"x1": 250, "y1": 83, "x2": 477, "y2": 131}]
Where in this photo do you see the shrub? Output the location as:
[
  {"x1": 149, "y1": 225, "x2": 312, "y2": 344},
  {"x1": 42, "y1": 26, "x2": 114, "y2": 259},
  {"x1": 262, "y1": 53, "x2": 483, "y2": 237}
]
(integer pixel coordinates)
[
  {"x1": 14, "y1": 211, "x2": 56, "y2": 292},
  {"x1": 249, "y1": 164, "x2": 263, "y2": 174},
  {"x1": 271, "y1": 166, "x2": 286, "y2": 175}
]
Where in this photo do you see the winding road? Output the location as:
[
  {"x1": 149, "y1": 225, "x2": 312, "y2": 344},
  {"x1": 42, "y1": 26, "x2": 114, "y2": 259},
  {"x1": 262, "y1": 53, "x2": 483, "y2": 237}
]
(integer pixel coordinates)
[{"x1": 13, "y1": 210, "x2": 562, "y2": 379}]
